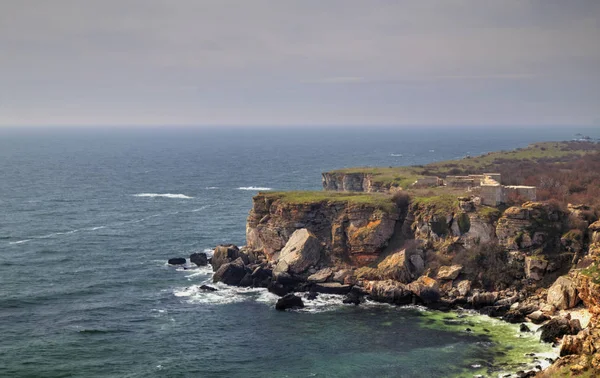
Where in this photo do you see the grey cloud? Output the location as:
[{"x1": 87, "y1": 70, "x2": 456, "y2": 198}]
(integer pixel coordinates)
[{"x1": 0, "y1": 0, "x2": 599, "y2": 126}]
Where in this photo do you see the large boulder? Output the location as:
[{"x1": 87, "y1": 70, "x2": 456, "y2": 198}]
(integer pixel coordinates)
[
  {"x1": 275, "y1": 229, "x2": 322, "y2": 274},
  {"x1": 547, "y1": 276, "x2": 580, "y2": 310},
  {"x1": 212, "y1": 257, "x2": 247, "y2": 285},
  {"x1": 539, "y1": 317, "x2": 581, "y2": 343},
  {"x1": 190, "y1": 252, "x2": 208, "y2": 266},
  {"x1": 407, "y1": 276, "x2": 440, "y2": 304},
  {"x1": 275, "y1": 294, "x2": 305, "y2": 311},
  {"x1": 211, "y1": 245, "x2": 244, "y2": 272}
]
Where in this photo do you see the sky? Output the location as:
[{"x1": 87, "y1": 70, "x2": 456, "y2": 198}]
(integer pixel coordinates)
[{"x1": 1, "y1": 0, "x2": 599, "y2": 127}]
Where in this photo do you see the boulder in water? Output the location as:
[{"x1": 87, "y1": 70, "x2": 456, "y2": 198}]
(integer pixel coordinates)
[
  {"x1": 212, "y1": 257, "x2": 247, "y2": 285},
  {"x1": 275, "y1": 293, "x2": 305, "y2": 311},
  {"x1": 200, "y1": 285, "x2": 218, "y2": 292},
  {"x1": 190, "y1": 252, "x2": 208, "y2": 266},
  {"x1": 168, "y1": 257, "x2": 186, "y2": 265}
]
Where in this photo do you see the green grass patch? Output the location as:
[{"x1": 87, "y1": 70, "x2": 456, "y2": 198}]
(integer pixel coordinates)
[{"x1": 259, "y1": 191, "x2": 397, "y2": 212}]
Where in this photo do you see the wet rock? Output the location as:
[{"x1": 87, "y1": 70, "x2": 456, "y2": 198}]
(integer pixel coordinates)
[
  {"x1": 199, "y1": 284, "x2": 218, "y2": 292},
  {"x1": 343, "y1": 287, "x2": 362, "y2": 306},
  {"x1": 407, "y1": 276, "x2": 440, "y2": 304},
  {"x1": 268, "y1": 282, "x2": 290, "y2": 297},
  {"x1": 539, "y1": 317, "x2": 579, "y2": 343},
  {"x1": 239, "y1": 273, "x2": 253, "y2": 287},
  {"x1": 275, "y1": 293, "x2": 305, "y2": 311},
  {"x1": 189, "y1": 252, "x2": 208, "y2": 266},
  {"x1": 313, "y1": 282, "x2": 352, "y2": 295},
  {"x1": 212, "y1": 257, "x2": 247, "y2": 286},
  {"x1": 520, "y1": 323, "x2": 531, "y2": 332},
  {"x1": 168, "y1": 257, "x2": 186, "y2": 265},
  {"x1": 502, "y1": 310, "x2": 526, "y2": 324},
  {"x1": 305, "y1": 291, "x2": 318, "y2": 300}
]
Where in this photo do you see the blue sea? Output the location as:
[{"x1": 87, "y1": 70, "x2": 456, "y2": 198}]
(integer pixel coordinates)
[{"x1": 1, "y1": 126, "x2": 596, "y2": 377}]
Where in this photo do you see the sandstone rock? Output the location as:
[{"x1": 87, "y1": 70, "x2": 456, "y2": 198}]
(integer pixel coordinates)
[
  {"x1": 547, "y1": 276, "x2": 580, "y2": 310},
  {"x1": 437, "y1": 265, "x2": 463, "y2": 280},
  {"x1": 525, "y1": 256, "x2": 547, "y2": 281},
  {"x1": 275, "y1": 294, "x2": 304, "y2": 311},
  {"x1": 189, "y1": 252, "x2": 208, "y2": 266},
  {"x1": 456, "y1": 280, "x2": 471, "y2": 297},
  {"x1": 212, "y1": 257, "x2": 247, "y2": 285},
  {"x1": 168, "y1": 257, "x2": 186, "y2": 265},
  {"x1": 313, "y1": 282, "x2": 352, "y2": 295},
  {"x1": 275, "y1": 229, "x2": 322, "y2": 274},
  {"x1": 307, "y1": 268, "x2": 333, "y2": 283},
  {"x1": 408, "y1": 276, "x2": 440, "y2": 304},
  {"x1": 211, "y1": 244, "x2": 243, "y2": 272},
  {"x1": 246, "y1": 193, "x2": 399, "y2": 265}
]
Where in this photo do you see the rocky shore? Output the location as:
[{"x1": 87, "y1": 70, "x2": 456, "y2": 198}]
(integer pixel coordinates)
[{"x1": 170, "y1": 142, "x2": 600, "y2": 377}]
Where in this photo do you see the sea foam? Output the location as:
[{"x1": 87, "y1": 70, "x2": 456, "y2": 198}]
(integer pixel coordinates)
[
  {"x1": 133, "y1": 193, "x2": 193, "y2": 199},
  {"x1": 237, "y1": 187, "x2": 272, "y2": 191}
]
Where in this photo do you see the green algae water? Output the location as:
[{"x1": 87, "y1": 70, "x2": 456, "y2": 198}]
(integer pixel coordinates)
[{"x1": 2, "y1": 126, "x2": 589, "y2": 377}]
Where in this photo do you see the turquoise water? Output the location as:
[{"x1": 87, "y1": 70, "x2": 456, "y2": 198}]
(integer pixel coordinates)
[{"x1": 1, "y1": 126, "x2": 589, "y2": 377}]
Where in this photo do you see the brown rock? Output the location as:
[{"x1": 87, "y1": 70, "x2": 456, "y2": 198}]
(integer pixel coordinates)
[
  {"x1": 437, "y1": 265, "x2": 463, "y2": 280},
  {"x1": 275, "y1": 229, "x2": 322, "y2": 274},
  {"x1": 547, "y1": 276, "x2": 580, "y2": 310}
]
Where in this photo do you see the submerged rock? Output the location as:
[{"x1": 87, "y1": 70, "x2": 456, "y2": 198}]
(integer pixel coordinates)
[
  {"x1": 168, "y1": 257, "x2": 186, "y2": 265},
  {"x1": 199, "y1": 284, "x2": 218, "y2": 292},
  {"x1": 275, "y1": 294, "x2": 305, "y2": 311}
]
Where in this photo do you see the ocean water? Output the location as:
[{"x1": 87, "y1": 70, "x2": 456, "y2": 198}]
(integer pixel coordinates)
[{"x1": 1, "y1": 126, "x2": 594, "y2": 378}]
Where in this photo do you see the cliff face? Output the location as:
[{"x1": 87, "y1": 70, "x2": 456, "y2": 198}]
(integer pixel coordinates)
[
  {"x1": 246, "y1": 193, "x2": 402, "y2": 266},
  {"x1": 321, "y1": 172, "x2": 394, "y2": 193}
]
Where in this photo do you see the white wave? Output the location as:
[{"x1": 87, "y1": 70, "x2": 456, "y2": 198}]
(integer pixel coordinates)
[
  {"x1": 133, "y1": 193, "x2": 193, "y2": 199},
  {"x1": 237, "y1": 187, "x2": 272, "y2": 191},
  {"x1": 174, "y1": 283, "x2": 269, "y2": 305},
  {"x1": 190, "y1": 206, "x2": 209, "y2": 212},
  {"x1": 9, "y1": 239, "x2": 31, "y2": 245},
  {"x1": 390, "y1": 153, "x2": 403, "y2": 157},
  {"x1": 87, "y1": 226, "x2": 106, "y2": 231},
  {"x1": 204, "y1": 187, "x2": 219, "y2": 190}
]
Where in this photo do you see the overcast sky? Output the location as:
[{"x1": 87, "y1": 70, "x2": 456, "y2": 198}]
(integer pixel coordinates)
[{"x1": 1, "y1": 0, "x2": 599, "y2": 127}]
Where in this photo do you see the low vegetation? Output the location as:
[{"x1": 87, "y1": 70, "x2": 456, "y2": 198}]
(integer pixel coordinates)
[{"x1": 258, "y1": 191, "x2": 397, "y2": 212}]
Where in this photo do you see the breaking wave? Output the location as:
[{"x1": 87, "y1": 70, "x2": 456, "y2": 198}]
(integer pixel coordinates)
[
  {"x1": 133, "y1": 193, "x2": 193, "y2": 199},
  {"x1": 237, "y1": 187, "x2": 272, "y2": 191}
]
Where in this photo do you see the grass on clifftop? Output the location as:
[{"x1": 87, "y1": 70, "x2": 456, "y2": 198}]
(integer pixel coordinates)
[
  {"x1": 259, "y1": 191, "x2": 397, "y2": 212},
  {"x1": 327, "y1": 141, "x2": 600, "y2": 185}
]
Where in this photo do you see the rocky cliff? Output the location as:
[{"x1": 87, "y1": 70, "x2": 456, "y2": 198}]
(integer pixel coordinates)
[
  {"x1": 246, "y1": 192, "x2": 404, "y2": 266},
  {"x1": 215, "y1": 191, "x2": 600, "y2": 376},
  {"x1": 321, "y1": 172, "x2": 394, "y2": 192}
]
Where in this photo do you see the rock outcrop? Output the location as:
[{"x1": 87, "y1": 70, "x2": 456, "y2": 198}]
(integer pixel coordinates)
[
  {"x1": 546, "y1": 276, "x2": 580, "y2": 310},
  {"x1": 246, "y1": 193, "x2": 402, "y2": 266},
  {"x1": 322, "y1": 172, "x2": 395, "y2": 193}
]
